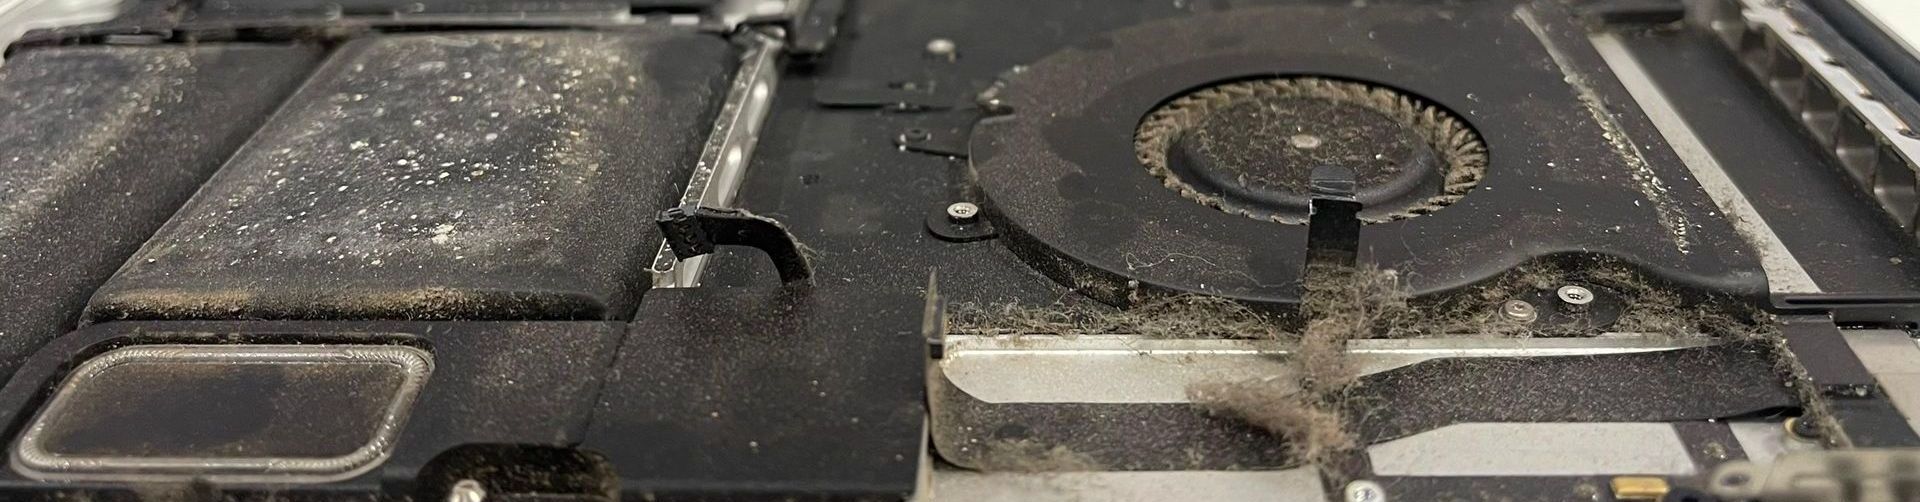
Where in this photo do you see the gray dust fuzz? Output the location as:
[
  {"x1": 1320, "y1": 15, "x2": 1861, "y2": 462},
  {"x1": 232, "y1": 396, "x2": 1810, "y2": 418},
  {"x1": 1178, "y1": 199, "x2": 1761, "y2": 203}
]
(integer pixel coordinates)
[{"x1": 947, "y1": 294, "x2": 1281, "y2": 339}]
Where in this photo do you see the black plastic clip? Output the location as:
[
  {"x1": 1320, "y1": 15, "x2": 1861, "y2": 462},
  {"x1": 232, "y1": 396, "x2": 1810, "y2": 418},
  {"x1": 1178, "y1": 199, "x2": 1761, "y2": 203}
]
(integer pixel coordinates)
[
  {"x1": 656, "y1": 206, "x2": 814, "y2": 284},
  {"x1": 789, "y1": 0, "x2": 849, "y2": 56},
  {"x1": 813, "y1": 82, "x2": 951, "y2": 112},
  {"x1": 1305, "y1": 165, "x2": 1362, "y2": 268}
]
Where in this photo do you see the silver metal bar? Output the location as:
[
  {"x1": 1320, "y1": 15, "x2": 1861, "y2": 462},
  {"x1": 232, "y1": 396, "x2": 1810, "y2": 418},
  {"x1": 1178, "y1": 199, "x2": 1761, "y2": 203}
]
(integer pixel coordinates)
[
  {"x1": 1711, "y1": 449, "x2": 1920, "y2": 502},
  {"x1": 651, "y1": 30, "x2": 783, "y2": 288},
  {"x1": 925, "y1": 467, "x2": 1325, "y2": 501},
  {"x1": 1729, "y1": 419, "x2": 1822, "y2": 466},
  {"x1": 1847, "y1": 0, "x2": 1920, "y2": 62},
  {"x1": 1589, "y1": 32, "x2": 1823, "y2": 294},
  {"x1": 716, "y1": 0, "x2": 808, "y2": 30},
  {"x1": 1691, "y1": 0, "x2": 1920, "y2": 235},
  {"x1": 1842, "y1": 330, "x2": 1920, "y2": 437},
  {"x1": 0, "y1": 0, "x2": 121, "y2": 65},
  {"x1": 940, "y1": 334, "x2": 1717, "y2": 404},
  {"x1": 1367, "y1": 423, "x2": 1698, "y2": 477}
]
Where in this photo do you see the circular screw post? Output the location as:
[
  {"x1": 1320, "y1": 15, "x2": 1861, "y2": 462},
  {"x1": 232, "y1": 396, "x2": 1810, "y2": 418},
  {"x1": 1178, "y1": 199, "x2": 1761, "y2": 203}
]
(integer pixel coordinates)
[
  {"x1": 1501, "y1": 299, "x2": 1538, "y2": 323},
  {"x1": 946, "y1": 202, "x2": 980, "y2": 222},
  {"x1": 447, "y1": 479, "x2": 486, "y2": 502},
  {"x1": 1345, "y1": 480, "x2": 1387, "y2": 502},
  {"x1": 926, "y1": 38, "x2": 957, "y2": 60},
  {"x1": 1557, "y1": 285, "x2": 1595, "y2": 305}
]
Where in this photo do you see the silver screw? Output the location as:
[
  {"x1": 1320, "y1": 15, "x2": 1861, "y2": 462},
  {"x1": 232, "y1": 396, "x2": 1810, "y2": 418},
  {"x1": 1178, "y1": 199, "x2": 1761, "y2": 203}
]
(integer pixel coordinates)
[
  {"x1": 946, "y1": 202, "x2": 980, "y2": 222},
  {"x1": 1345, "y1": 480, "x2": 1387, "y2": 502},
  {"x1": 1500, "y1": 300, "x2": 1538, "y2": 323},
  {"x1": 1556, "y1": 285, "x2": 1595, "y2": 305},
  {"x1": 447, "y1": 479, "x2": 486, "y2": 502},
  {"x1": 1289, "y1": 134, "x2": 1324, "y2": 149},
  {"x1": 926, "y1": 38, "x2": 957, "y2": 59}
]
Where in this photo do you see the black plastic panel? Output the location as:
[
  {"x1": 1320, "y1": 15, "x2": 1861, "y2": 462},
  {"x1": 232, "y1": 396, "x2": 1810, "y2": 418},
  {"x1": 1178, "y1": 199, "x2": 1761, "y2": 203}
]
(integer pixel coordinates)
[
  {"x1": 0, "y1": 44, "x2": 322, "y2": 380},
  {"x1": 585, "y1": 286, "x2": 926, "y2": 500},
  {"x1": 969, "y1": 2, "x2": 1765, "y2": 306},
  {"x1": 1617, "y1": 28, "x2": 1920, "y2": 298},
  {"x1": 85, "y1": 31, "x2": 735, "y2": 323}
]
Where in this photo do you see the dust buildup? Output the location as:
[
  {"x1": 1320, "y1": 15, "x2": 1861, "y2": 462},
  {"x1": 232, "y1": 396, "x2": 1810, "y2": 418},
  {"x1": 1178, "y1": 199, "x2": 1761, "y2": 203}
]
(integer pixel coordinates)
[
  {"x1": 88, "y1": 31, "x2": 732, "y2": 321},
  {"x1": 0, "y1": 48, "x2": 189, "y2": 230},
  {"x1": 1187, "y1": 377, "x2": 1354, "y2": 466},
  {"x1": 1183, "y1": 261, "x2": 1769, "y2": 473},
  {"x1": 1297, "y1": 264, "x2": 1407, "y2": 388},
  {"x1": 1185, "y1": 264, "x2": 1396, "y2": 469},
  {"x1": 1180, "y1": 97, "x2": 1421, "y2": 192},
  {"x1": 973, "y1": 438, "x2": 1104, "y2": 472},
  {"x1": 1386, "y1": 260, "x2": 1768, "y2": 339},
  {"x1": 1766, "y1": 335, "x2": 1850, "y2": 449},
  {"x1": 1135, "y1": 77, "x2": 1488, "y2": 224},
  {"x1": 952, "y1": 259, "x2": 1763, "y2": 340},
  {"x1": 947, "y1": 294, "x2": 1281, "y2": 339}
]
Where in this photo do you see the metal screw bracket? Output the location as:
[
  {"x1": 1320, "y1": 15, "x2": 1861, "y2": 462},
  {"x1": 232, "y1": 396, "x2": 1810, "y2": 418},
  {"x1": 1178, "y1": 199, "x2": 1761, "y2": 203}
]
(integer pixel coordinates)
[
  {"x1": 926, "y1": 38, "x2": 957, "y2": 60},
  {"x1": 447, "y1": 479, "x2": 486, "y2": 502},
  {"x1": 1345, "y1": 480, "x2": 1387, "y2": 502},
  {"x1": 1557, "y1": 285, "x2": 1595, "y2": 305},
  {"x1": 1501, "y1": 299, "x2": 1539, "y2": 323},
  {"x1": 946, "y1": 202, "x2": 980, "y2": 222},
  {"x1": 927, "y1": 202, "x2": 996, "y2": 243}
]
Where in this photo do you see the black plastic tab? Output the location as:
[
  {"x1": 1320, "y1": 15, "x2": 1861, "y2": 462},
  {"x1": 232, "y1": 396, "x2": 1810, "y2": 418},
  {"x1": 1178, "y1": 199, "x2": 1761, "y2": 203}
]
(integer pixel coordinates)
[
  {"x1": 1306, "y1": 165, "x2": 1362, "y2": 269},
  {"x1": 789, "y1": 0, "x2": 848, "y2": 56},
  {"x1": 657, "y1": 206, "x2": 814, "y2": 284},
  {"x1": 812, "y1": 82, "x2": 950, "y2": 111}
]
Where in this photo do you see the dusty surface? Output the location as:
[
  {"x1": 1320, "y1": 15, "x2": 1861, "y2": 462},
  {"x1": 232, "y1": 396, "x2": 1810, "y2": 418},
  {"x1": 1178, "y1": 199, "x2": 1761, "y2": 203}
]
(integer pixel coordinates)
[
  {"x1": 87, "y1": 31, "x2": 735, "y2": 322},
  {"x1": 1135, "y1": 77, "x2": 1486, "y2": 223},
  {"x1": 950, "y1": 258, "x2": 1764, "y2": 340},
  {"x1": 0, "y1": 44, "x2": 321, "y2": 379},
  {"x1": 1181, "y1": 262, "x2": 1774, "y2": 479},
  {"x1": 948, "y1": 294, "x2": 1281, "y2": 339}
]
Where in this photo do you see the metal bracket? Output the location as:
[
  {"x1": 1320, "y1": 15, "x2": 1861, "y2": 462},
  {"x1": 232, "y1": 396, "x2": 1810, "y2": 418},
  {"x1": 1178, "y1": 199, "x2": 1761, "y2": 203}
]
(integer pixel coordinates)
[
  {"x1": 925, "y1": 202, "x2": 996, "y2": 243},
  {"x1": 1710, "y1": 449, "x2": 1920, "y2": 502},
  {"x1": 922, "y1": 271, "x2": 945, "y2": 359},
  {"x1": 651, "y1": 30, "x2": 783, "y2": 288},
  {"x1": 1690, "y1": 0, "x2": 1920, "y2": 233},
  {"x1": 716, "y1": 0, "x2": 810, "y2": 31},
  {"x1": 0, "y1": 0, "x2": 121, "y2": 64}
]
